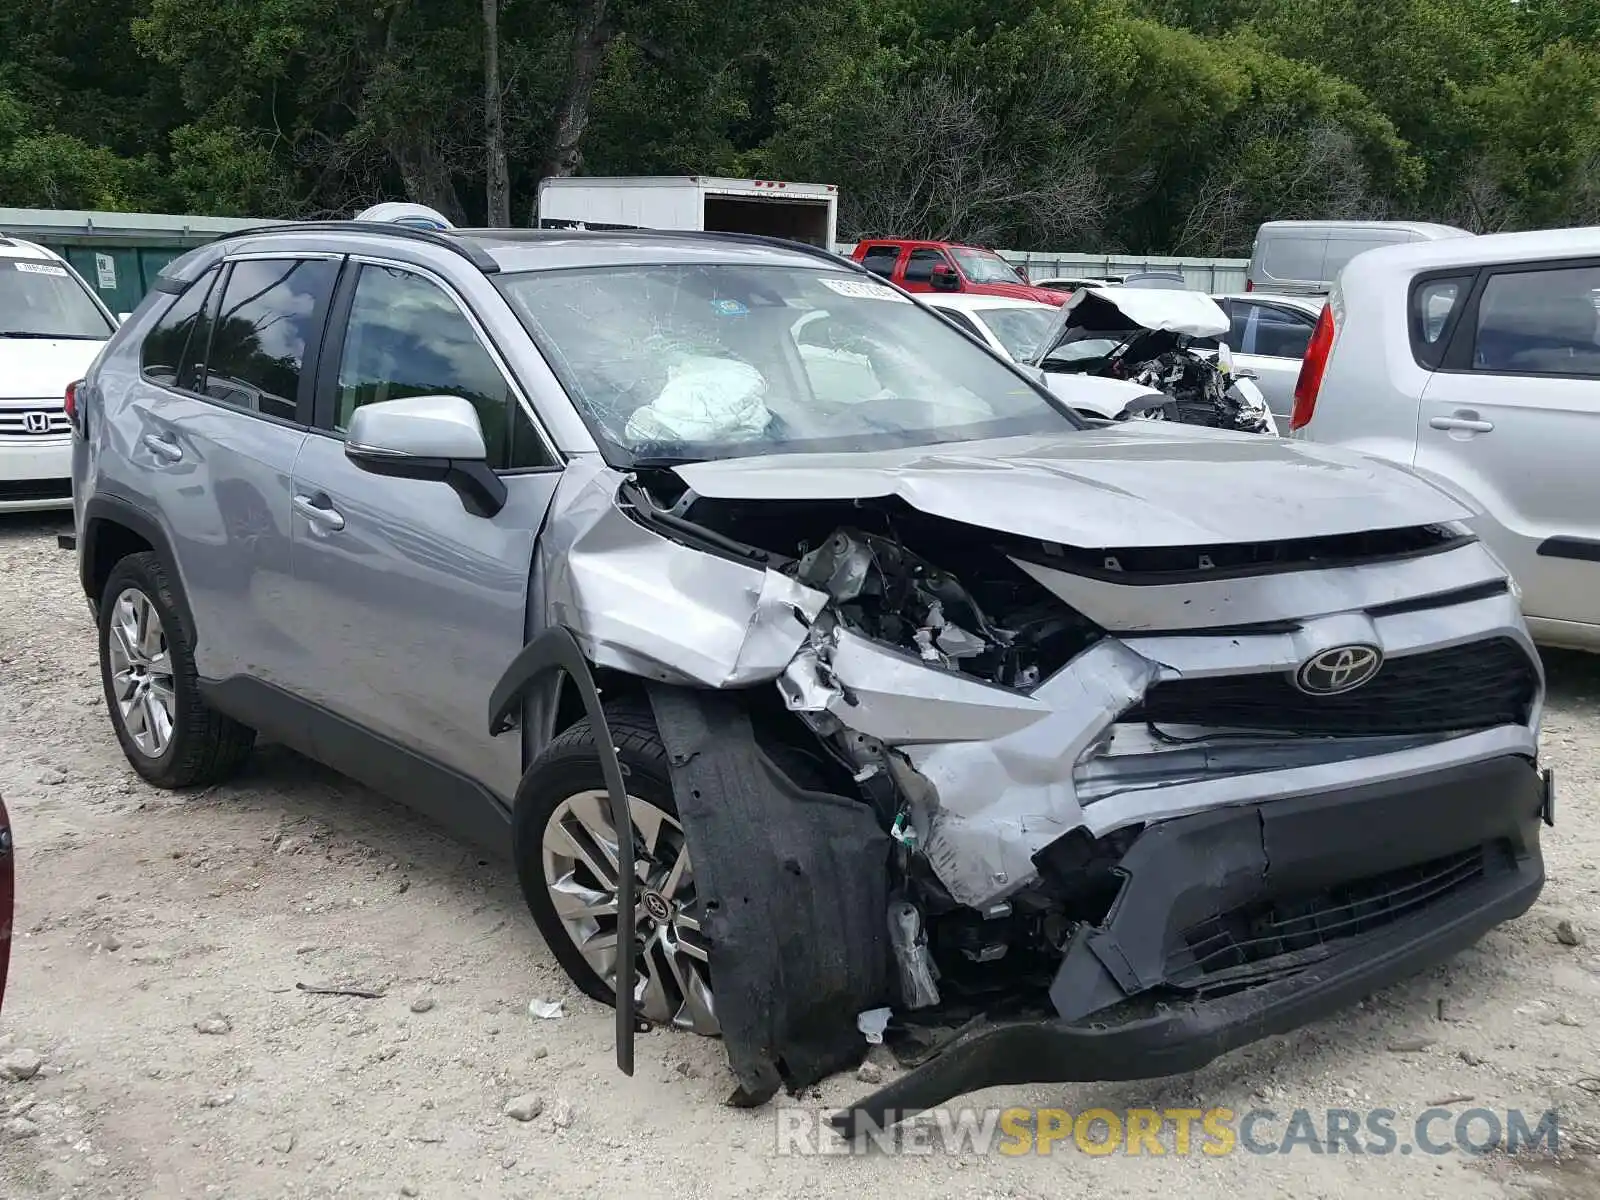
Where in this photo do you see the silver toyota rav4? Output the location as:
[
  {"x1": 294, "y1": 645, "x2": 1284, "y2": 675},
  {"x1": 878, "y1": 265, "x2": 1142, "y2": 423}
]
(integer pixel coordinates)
[{"x1": 69, "y1": 223, "x2": 1552, "y2": 1134}]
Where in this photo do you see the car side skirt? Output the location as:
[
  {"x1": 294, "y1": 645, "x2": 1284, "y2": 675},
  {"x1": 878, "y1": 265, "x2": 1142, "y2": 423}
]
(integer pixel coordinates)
[{"x1": 198, "y1": 677, "x2": 512, "y2": 857}]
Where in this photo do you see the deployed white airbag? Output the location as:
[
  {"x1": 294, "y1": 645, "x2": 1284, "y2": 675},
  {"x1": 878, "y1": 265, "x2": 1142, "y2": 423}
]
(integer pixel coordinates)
[{"x1": 624, "y1": 355, "x2": 771, "y2": 444}]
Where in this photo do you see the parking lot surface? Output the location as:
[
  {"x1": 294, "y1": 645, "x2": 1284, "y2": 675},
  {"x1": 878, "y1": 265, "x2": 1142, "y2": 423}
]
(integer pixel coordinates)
[{"x1": 3, "y1": 512, "x2": 1600, "y2": 1199}]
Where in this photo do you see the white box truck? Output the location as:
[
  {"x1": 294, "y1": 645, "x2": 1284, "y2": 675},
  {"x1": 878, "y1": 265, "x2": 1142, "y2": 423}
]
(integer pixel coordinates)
[{"x1": 536, "y1": 176, "x2": 839, "y2": 250}]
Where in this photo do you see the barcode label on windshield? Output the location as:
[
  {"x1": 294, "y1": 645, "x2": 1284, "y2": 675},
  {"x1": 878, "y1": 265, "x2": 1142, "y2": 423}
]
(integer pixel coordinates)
[
  {"x1": 820, "y1": 277, "x2": 910, "y2": 302},
  {"x1": 13, "y1": 262, "x2": 69, "y2": 277}
]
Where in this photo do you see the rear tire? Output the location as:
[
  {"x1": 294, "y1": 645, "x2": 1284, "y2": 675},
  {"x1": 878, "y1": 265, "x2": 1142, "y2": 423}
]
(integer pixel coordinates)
[{"x1": 98, "y1": 552, "x2": 255, "y2": 788}]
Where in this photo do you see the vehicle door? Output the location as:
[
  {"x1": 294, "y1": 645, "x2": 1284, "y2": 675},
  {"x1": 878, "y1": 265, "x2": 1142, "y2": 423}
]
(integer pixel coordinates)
[
  {"x1": 902, "y1": 248, "x2": 956, "y2": 295},
  {"x1": 1415, "y1": 259, "x2": 1600, "y2": 634},
  {"x1": 1220, "y1": 299, "x2": 1317, "y2": 425},
  {"x1": 857, "y1": 243, "x2": 903, "y2": 281},
  {"x1": 287, "y1": 258, "x2": 563, "y2": 800},
  {"x1": 125, "y1": 255, "x2": 337, "y2": 684}
]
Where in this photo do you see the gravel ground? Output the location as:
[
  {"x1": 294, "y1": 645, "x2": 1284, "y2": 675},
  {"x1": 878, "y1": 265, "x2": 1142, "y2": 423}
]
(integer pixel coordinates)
[{"x1": 3, "y1": 510, "x2": 1600, "y2": 1199}]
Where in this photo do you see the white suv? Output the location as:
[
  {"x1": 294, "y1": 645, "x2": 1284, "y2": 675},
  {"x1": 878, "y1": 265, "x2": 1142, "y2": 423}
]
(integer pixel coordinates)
[
  {"x1": 1290, "y1": 227, "x2": 1600, "y2": 651},
  {"x1": 0, "y1": 237, "x2": 117, "y2": 512}
]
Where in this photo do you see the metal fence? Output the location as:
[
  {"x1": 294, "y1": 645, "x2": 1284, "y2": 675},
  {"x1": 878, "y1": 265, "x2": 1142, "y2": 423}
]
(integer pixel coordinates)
[
  {"x1": 836, "y1": 243, "x2": 1250, "y2": 292},
  {"x1": 997, "y1": 251, "x2": 1249, "y2": 293}
]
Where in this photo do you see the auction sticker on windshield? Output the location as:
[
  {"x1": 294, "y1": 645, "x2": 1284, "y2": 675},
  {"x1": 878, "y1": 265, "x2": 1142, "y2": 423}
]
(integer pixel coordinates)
[
  {"x1": 13, "y1": 262, "x2": 69, "y2": 277},
  {"x1": 820, "y1": 277, "x2": 910, "y2": 302}
]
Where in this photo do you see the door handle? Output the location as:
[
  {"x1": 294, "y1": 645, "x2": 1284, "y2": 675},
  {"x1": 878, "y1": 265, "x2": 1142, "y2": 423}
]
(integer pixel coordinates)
[
  {"x1": 141, "y1": 433, "x2": 183, "y2": 462},
  {"x1": 292, "y1": 494, "x2": 345, "y2": 532},
  {"x1": 1430, "y1": 415, "x2": 1494, "y2": 434}
]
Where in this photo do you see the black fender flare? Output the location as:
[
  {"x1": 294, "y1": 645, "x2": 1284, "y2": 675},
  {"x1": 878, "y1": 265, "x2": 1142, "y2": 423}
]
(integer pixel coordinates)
[
  {"x1": 80, "y1": 494, "x2": 196, "y2": 633},
  {"x1": 488, "y1": 627, "x2": 637, "y2": 1076}
]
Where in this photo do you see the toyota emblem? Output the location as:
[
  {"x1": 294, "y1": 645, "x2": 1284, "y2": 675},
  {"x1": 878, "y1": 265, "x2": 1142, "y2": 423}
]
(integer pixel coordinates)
[
  {"x1": 1294, "y1": 644, "x2": 1383, "y2": 695},
  {"x1": 22, "y1": 411, "x2": 51, "y2": 434}
]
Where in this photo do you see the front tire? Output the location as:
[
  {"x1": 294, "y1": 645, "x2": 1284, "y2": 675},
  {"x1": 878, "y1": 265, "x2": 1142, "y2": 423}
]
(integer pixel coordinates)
[
  {"x1": 97, "y1": 552, "x2": 255, "y2": 788},
  {"x1": 513, "y1": 704, "x2": 718, "y2": 1035}
]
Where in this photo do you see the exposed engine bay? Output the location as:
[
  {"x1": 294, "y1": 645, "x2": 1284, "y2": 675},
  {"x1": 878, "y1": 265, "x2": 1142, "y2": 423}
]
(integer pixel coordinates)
[{"x1": 1034, "y1": 286, "x2": 1274, "y2": 434}]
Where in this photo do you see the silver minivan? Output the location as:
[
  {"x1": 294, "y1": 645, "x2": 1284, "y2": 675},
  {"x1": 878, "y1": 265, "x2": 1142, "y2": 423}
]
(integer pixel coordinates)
[{"x1": 1247, "y1": 220, "x2": 1470, "y2": 296}]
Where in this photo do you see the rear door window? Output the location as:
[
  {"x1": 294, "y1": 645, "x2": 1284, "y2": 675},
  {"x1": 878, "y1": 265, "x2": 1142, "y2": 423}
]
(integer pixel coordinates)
[
  {"x1": 1262, "y1": 235, "x2": 1327, "y2": 285},
  {"x1": 1471, "y1": 263, "x2": 1600, "y2": 378},
  {"x1": 203, "y1": 258, "x2": 339, "y2": 421},
  {"x1": 859, "y1": 245, "x2": 901, "y2": 278}
]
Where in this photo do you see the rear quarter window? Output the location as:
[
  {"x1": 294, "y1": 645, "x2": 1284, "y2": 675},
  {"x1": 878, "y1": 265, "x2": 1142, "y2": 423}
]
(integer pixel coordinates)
[{"x1": 1408, "y1": 273, "x2": 1474, "y2": 370}]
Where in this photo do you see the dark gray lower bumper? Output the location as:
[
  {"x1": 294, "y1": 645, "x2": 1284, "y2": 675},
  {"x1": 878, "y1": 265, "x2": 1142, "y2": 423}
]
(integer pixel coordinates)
[{"x1": 832, "y1": 754, "x2": 1549, "y2": 1136}]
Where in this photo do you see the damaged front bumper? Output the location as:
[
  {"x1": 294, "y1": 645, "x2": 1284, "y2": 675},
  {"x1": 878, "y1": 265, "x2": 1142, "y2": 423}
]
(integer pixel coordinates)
[{"x1": 833, "y1": 754, "x2": 1550, "y2": 1136}]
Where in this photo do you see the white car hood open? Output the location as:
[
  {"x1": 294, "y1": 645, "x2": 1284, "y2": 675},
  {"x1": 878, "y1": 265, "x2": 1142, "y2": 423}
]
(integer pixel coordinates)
[
  {"x1": 671, "y1": 425, "x2": 1475, "y2": 548},
  {"x1": 0, "y1": 339, "x2": 106, "y2": 399},
  {"x1": 1064, "y1": 286, "x2": 1228, "y2": 336}
]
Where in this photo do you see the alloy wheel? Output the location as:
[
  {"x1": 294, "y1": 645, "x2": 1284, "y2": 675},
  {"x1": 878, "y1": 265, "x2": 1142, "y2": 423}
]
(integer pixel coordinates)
[
  {"x1": 106, "y1": 588, "x2": 177, "y2": 758},
  {"x1": 541, "y1": 789, "x2": 718, "y2": 1035}
]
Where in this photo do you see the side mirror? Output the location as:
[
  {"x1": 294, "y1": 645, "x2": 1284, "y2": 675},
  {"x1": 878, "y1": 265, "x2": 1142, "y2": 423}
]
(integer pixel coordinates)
[
  {"x1": 344, "y1": 395, "x2": 507, "y2": 518},
  {"x1": 929, "y1": 264, "x2": 960, "y2": 292}
]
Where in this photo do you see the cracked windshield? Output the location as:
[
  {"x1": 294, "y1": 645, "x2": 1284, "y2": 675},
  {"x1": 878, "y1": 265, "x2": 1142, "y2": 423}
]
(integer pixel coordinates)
[{"x1": 498, "y1": 263, "x2": 1073, "y2": 462}]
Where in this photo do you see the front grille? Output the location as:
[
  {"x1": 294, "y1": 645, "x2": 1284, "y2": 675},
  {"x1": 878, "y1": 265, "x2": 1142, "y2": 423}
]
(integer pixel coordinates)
[
  {"x1": 1172, "y1": 844, "x2": 1498, "y2": 982},
  {"x1": 1124, "y1": 636, "x2": 1537, "y2": 736},
  {"x1": 0, "y1": 404, "x2": 69, "y2": 438}
]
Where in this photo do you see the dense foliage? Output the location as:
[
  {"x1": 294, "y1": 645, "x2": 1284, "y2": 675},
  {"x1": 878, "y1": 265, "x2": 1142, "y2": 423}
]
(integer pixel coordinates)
[{"x1": 1, "y1": 0, "x2": 1596, "y2": 252}]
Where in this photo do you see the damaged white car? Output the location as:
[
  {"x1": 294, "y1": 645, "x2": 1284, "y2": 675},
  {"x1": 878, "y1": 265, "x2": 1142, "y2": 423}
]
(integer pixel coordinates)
[
  {"x1": 75, "y1": 224, "x2": 1551, "y2": 1139},
  {"x1": 1032, "y1": 285, "x2": 1278, "y2": 433}
]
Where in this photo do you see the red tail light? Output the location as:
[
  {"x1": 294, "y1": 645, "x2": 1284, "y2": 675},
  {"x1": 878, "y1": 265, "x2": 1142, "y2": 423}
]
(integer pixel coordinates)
[
  {"x1": 64, "y1": 380, "x2": 81, "y2": 432},
  {"x1": 1290, "y1": 305, "x2": 1335, "y2": 431}
]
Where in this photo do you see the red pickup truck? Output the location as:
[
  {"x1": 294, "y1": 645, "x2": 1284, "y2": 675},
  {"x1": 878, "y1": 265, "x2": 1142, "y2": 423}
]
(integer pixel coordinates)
[{"x1": 850, "y1": 239, "x2": 1071, "y2": 306}]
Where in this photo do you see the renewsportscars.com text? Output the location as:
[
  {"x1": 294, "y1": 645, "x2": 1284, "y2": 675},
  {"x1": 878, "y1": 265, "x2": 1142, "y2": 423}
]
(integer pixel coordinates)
[{"x1": 775, "y1": 1105, "x2": 1561, "y2": 1157}]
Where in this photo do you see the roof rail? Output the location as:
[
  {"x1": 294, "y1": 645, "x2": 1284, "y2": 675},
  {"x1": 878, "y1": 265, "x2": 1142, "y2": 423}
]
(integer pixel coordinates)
[
  {"x1": 453, "y1": 226, "x2": 867, "y2": 273},
  {"x1": 211, "y1": 221, "x2": 503, "y2": 274}
]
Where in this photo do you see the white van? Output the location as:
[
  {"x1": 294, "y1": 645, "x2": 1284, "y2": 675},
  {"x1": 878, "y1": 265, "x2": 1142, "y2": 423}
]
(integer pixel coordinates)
[
  {"x1": 0, "y1": 237, "x2": 117, "y2": 512},
  {"x1": 1246, "y1": 220, "x2": 1470, "y2": 296}
]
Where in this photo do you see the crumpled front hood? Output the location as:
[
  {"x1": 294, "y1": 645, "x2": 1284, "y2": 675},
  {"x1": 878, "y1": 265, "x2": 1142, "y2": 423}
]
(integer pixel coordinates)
[
  {"x1": 672, "y1": 425, "x2": 1476, "y2": 549},
  {"x1": 0, "y1": 339, "x2": 105, "y2": 399}
]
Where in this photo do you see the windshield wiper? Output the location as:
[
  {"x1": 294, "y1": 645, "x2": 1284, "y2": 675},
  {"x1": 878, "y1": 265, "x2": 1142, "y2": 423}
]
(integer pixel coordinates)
[
  {"x1": 0, "y1": 331, "x2": 100, "y2": 339},
  {"x1": 628, "y1": 454, "x2": 706, "y2": 469}
]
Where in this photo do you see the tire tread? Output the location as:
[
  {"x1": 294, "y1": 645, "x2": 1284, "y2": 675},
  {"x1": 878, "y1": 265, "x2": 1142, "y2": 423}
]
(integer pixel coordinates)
[{"x1": 100, "y1": 551, "x2": 255, "y2": 789}]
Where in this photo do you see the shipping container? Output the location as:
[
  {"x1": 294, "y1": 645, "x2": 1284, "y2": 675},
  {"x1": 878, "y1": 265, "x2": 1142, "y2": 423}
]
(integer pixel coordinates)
[{"x1": 0, "y1": 207, "x2": 276, "y2": 315}]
